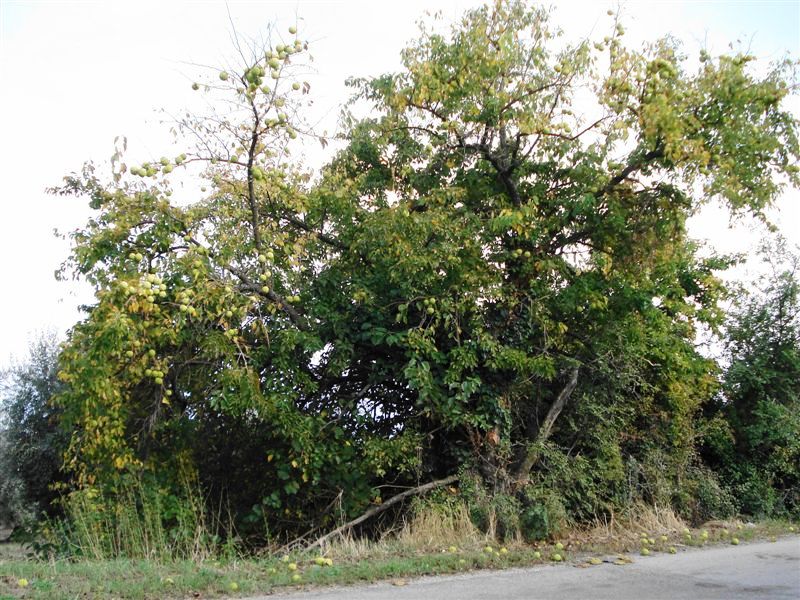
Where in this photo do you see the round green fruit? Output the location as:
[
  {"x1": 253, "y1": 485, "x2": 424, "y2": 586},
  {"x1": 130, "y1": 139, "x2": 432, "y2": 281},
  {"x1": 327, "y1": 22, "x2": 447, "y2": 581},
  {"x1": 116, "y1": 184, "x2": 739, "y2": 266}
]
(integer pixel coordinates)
[
  {"x1": 289, "y1": 25, "x2": 297, "y2": 34},
  {"x1": 219, "y1": 71, "x2": 229, "y2": 81},
  {"x1": 292, "y1": 82, "x2": 301, "y2": 91}
]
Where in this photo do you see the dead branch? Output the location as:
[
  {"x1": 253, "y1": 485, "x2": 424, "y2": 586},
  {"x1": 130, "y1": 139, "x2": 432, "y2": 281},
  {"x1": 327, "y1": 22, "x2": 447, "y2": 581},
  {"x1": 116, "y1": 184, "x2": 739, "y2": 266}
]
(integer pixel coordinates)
[{"x1": 305, "y1": 474, "x2": 459, "y2": 551}]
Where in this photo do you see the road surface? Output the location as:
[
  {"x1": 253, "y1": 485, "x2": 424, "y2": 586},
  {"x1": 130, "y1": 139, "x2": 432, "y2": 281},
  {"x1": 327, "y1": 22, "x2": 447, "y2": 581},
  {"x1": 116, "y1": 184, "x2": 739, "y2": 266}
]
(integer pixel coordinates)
[{"x1": 253, "y1": 537, "x2": 800, "y2": 600}]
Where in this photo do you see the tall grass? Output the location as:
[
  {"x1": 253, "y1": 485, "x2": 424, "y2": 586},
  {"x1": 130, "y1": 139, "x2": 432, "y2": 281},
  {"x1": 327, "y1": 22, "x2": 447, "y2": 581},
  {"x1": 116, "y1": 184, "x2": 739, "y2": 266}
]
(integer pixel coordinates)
[{"x1": 50, "y1": 474, "x2": 231, "y2": 562}]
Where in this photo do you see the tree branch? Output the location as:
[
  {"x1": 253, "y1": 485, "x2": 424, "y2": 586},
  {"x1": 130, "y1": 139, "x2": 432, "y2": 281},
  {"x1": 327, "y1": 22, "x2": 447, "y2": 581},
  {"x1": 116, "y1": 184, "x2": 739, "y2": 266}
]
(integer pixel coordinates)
[
  {"x1": 305, "y1": 474, "x2": 459, "y2": 550},
  {"x1": 511, "y1": 365, "x2": 579, "y2": 490},
  {"x1": 246, "y1": 94, "x2": 263, "y2": 251},
  {"x1": 598, "y1": 145, "x2": 664, "y2": 197},
  {"x1": 279, "y1": 213, "x2": 348, "y2": 251}
]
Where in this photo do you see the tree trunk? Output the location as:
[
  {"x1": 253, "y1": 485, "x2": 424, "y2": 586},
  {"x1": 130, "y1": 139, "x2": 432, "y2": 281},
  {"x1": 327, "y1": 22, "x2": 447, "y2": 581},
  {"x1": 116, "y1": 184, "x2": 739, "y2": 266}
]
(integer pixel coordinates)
[{"x1": 511, "y1": 365, "x2": 579, "y2": 491}]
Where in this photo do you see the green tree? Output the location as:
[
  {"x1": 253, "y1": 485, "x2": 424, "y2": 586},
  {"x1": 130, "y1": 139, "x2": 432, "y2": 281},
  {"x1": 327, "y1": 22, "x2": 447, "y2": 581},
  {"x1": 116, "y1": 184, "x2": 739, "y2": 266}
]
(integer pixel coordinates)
[
  {"x1": 704, "y1": 240, "x2": 800, "y2": 517},
  {"x1": 54, "y1": 1, "x2": 798, "y2": 540},
  {"x1": 0, "y1": 332, "x2": 66, "y2": 528}
]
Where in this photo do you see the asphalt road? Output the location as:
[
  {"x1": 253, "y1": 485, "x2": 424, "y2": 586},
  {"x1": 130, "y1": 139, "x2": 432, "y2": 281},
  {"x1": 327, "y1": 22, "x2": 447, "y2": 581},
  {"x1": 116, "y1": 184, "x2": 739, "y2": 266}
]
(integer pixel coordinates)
[{"x1": 254, "y1": 537, "x2": 800, "y2": 600}]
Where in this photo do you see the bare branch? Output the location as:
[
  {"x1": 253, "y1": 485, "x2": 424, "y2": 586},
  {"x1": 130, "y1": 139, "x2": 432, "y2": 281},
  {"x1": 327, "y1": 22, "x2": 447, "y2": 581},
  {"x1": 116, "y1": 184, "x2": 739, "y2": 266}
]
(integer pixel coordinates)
[{"x1": 306, "y1": 474, "x2": 459, "y2": 551}]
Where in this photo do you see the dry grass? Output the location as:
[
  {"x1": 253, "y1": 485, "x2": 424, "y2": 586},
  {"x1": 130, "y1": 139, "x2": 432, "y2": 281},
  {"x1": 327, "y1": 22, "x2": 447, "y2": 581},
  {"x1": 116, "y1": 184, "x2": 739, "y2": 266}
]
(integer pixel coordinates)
[
  {"x1": 394, "y1": 503, "x2": 487, "y2": 551},
  {"x1": 324, "y1": 501, "x2": 489, "y2": 561},
  {"x1": 568, "y1": 504, "x2": 688, "y2": 553},
  {"x1": 324, "y1": 502, "x2": 690, "y2": 560},
  {"x1": 320, "y1": 500, "x2": 794, "y2": 566}
]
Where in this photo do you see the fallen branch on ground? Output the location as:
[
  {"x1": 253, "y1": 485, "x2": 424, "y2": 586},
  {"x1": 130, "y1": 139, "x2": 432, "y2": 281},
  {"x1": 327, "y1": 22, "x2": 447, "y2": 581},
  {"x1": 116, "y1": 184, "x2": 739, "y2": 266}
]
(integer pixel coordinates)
[{"x1": 306, "y1": 474, "x2": 460, "y2": 551}]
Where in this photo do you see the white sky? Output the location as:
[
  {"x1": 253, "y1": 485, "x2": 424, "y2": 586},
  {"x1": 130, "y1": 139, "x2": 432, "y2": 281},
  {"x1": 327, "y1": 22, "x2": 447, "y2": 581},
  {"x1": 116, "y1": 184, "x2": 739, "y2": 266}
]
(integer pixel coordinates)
[{"x1": 0, "y1": 0, "x2": 798, "y2": 367}]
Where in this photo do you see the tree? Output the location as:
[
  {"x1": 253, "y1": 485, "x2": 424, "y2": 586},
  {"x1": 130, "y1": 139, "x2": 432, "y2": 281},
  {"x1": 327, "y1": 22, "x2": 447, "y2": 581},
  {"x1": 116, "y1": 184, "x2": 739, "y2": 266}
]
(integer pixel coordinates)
[
  {"x1": 0, "y1": 332, "x2": 66, "y2": 528},
  {"x1": 54, "y1": 1, "x2": 798, "y2": 540},
  {"x1": 704, "y1": 239, "x2": 800, "y2": 517}
]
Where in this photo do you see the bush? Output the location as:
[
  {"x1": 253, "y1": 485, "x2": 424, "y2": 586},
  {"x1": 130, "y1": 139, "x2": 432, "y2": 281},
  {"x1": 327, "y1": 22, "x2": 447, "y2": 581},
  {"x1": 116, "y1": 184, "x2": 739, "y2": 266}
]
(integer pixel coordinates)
[
  {"x1": 519, "y1": 486, "x2": 568, "y2": 541},
  {"x1": 685, "y1": 465, "x2": 737, "y2": 523},
  {"x1": 457, "y1": 473, "x2": 521, "y2": 542}
]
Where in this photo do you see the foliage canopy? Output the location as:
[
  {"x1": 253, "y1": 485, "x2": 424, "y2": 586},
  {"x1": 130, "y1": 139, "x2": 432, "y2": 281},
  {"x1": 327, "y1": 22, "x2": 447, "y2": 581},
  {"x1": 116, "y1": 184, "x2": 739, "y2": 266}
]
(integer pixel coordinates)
[{"x1": 53, "y1": 1, "x2": 799, "y2": 541}]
